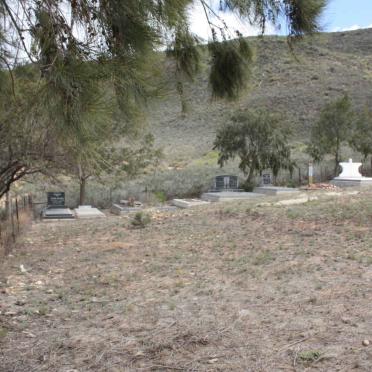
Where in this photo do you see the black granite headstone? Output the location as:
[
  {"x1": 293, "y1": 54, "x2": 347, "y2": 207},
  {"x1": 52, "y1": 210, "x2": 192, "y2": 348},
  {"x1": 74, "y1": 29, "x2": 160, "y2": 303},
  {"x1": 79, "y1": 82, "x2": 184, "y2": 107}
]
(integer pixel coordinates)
[{"x1": 47, "y1": 192, "x2": 65, "y2": 208}]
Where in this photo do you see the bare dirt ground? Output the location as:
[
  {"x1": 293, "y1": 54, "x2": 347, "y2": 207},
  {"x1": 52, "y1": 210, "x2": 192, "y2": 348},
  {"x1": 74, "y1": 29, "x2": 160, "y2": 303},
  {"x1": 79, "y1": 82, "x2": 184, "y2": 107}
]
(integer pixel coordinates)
[{"x1": 1, "y1": 191, "x2": 372, "y2": 371}]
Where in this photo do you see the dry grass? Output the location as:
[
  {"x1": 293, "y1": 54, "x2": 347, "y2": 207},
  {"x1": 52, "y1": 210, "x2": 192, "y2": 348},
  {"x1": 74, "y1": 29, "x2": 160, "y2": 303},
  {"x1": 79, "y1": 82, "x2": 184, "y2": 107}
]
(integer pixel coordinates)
[{"x1": 1, "y1": 190, "x2": 372, "y2": 371}]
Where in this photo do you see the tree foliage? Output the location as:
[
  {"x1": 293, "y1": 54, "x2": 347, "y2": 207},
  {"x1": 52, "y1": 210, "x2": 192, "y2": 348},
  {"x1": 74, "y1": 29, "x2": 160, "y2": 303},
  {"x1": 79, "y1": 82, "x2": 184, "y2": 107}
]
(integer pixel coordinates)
[
  {"x1": 350, "y1": 108, "x2": 372, "y2": 161},
  {"x1": 214, "y1": 109, "x2": 293, "y2": 184},
  {"x1": 307, "y1": 94, "x2": 354, "y2": 175},
  {"x1": 0, "y1": 0, "x2": 327, "y2": 197}
]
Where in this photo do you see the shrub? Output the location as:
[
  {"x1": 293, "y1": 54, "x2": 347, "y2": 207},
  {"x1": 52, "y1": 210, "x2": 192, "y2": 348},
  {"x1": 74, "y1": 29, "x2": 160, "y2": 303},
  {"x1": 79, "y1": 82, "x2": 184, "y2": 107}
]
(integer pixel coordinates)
[
  {"x1": 153, "y1": 191, "x2": 167, "y2": 203},
  {"x1": 131, "y1": 212, "x2": 151, "y2": 228}
]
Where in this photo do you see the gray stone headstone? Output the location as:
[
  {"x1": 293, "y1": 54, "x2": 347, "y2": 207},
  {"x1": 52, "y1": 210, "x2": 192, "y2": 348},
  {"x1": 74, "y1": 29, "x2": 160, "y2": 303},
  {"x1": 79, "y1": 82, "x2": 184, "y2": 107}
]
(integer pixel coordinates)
[
  {"x1": 214, "y1": 175, "x2": 239, "y2": 190},
  {"x1": 262, "y1": 174, "x2": 272, "y2": 185}
]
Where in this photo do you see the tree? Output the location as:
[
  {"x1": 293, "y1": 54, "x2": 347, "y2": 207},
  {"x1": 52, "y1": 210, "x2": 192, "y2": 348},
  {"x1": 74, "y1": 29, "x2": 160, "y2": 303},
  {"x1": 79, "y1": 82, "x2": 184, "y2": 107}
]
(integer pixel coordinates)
[
  {"x1": 0, "y1": 0, "x2": 327, "y2": 198},
  {"x1": 63, "y1": 134, "x2": 162, "y2": 205},
  {"x1": 349, "y1": 107, "x2": 372, "y2": 173},
  {"x1": 307, "y1": 94, "x2": 354, "y2": 176},
  {"x1": 213, "y1": 110, "x2": 293, "y2": 185},
  {"x1": 0, "y1": 67, "x2": 63, "y2": 197}
]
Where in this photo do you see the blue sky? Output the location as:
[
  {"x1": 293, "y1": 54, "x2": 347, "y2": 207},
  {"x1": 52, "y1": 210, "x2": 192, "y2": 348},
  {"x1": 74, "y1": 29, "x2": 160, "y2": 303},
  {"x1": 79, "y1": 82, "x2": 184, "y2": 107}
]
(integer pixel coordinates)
[
  {"x1": 190, "y1": 0, "x2": 372, "y2": 40},
  {"x1": 323, "y1": 0, "x2": 372, "y2": 32}
]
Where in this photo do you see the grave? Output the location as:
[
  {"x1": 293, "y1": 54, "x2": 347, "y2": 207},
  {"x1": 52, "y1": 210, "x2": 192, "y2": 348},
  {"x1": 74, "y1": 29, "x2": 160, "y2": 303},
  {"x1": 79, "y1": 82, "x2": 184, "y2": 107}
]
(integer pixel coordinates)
[
  {"x1": 201, "y1": 191, "x2": 265, "y2": 202},
  {"x1": 253, "y1": 186, "x2": 300, "y2": 196},
  {"x1": 42, "y1": 192, "x2": 75, "y2": 219},
  {"x1": 262, "y1": 173, "x2": 272, "y2": 186},
  {"x1": 209, "y1": 175, "x2": 243, "y2": 192},
  {"x1": 253, "y1": 172, "x2": 299, "y2": 195},
  {"x1": 111, "y1": 199, "x2": 143, "y2": 215},
  {"x1": 75, "y1": 205, "x2": 106, "y2": 219},
  {"x1": 172, "y1": 198, "x2": 210, "y2": 209},
  {"x1": 331, "y1": 159, "x2": 372, "y2": 187}
]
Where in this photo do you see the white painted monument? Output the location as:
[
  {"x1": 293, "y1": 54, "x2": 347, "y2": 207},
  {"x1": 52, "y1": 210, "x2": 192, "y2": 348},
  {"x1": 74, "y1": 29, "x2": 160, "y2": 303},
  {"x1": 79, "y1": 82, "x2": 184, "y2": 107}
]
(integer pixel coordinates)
[{"x1": 331, "y1": 159, "x2": 372, "y2": 187}]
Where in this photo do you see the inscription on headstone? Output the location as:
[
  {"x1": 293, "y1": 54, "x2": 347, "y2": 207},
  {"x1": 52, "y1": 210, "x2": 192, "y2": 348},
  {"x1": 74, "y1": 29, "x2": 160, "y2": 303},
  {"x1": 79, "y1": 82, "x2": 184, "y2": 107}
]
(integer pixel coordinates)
[
  {"x1": 214, "y1": 175, "x2": 238, "y2": 190},
  {"x1": 262, "y1": 174, "x2": 272, "y2": 185},
  {"x1": 47, "y1": 192, "x2": 65, "y2": 208}
]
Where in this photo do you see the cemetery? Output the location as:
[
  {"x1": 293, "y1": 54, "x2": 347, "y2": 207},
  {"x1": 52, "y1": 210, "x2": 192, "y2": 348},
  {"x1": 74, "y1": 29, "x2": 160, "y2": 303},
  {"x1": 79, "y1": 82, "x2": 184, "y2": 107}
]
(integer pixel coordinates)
[{"x1": 2, "y1": 2, "x2": 372, "y2": 371}]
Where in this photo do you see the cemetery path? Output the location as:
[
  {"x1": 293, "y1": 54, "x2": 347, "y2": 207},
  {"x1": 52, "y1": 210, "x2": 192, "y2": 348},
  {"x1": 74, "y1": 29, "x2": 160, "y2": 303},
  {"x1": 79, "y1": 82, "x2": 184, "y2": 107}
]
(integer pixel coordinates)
[{"x1": 1, "y1": 191, "x2": 372, "y2": 371}]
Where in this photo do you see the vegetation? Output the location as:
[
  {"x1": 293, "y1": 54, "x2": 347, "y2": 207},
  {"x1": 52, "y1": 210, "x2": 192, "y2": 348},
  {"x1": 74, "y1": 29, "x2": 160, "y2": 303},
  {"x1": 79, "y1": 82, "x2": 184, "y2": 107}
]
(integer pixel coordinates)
[
  {"x1": 214, "y1": 109, "x2": 293, "y2": 184},
  {"x1": 145, "y1": 28, "x2": 372, "y2": 172},
  {"x1": 0, "y1": 0, "x2": 327, "y2": 198},
  {"x1": 2, "y1": 189, "x2": 372, "y2": 370},
  {"x1": 131, "y1": 211, "x2": 151, "y2": 228},
  {"x1": 350, "y1": 107, "x2": 372, "y2": 171},
  {"x1": 307, "y1": 94, "x2": 355, "y2": 176}
]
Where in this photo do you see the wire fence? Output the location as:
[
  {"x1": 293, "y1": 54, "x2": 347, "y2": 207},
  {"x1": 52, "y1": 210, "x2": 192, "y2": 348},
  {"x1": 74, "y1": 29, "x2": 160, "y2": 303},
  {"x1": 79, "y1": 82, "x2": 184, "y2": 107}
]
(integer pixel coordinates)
[{"x1": 0, "y1": 194, "x2": 33, "y2": 258}]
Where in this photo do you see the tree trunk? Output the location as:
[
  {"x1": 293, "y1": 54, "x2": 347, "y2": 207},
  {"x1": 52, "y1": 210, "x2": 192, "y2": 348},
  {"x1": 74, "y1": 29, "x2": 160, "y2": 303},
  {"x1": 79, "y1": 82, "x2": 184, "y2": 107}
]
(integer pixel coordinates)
[
  {"x1": 0, "y1": 163, "x2": 24, "y2": 199},
  {"x1": 79, "y1": 178, "x2": 86, "y2": 206},
  {"x1": 5, "y1": 192, "x2": 11, "y2": 219},
  {"x1": 334, "y1": 137, "x2": 340, "y2": 177},
  {"x1": 334, "y1": 152, "x2": 339, "y2": 177}
]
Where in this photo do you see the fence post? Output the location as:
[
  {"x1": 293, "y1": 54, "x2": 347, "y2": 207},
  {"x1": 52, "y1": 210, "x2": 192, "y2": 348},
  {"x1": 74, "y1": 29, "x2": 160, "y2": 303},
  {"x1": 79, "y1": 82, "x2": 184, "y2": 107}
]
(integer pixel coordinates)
[
  {"x1": 9, "y1": 199, "x2": 15, "y2": 242},
  {"x1": 15, "y1": 198, "x2": 20, "y2": 232},
  {"x1": 5, "y1": 192, "x2": 10, "y2": 219}
]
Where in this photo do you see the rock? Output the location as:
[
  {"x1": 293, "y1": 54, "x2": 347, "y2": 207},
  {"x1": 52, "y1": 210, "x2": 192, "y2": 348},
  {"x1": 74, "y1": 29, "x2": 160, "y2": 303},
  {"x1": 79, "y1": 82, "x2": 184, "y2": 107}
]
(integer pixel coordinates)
[
  {"x1": 239, "y1": 309, "x2": 253, "y2": 318},
  {"x1": 22, "y1": 331, "x2": 36, "y2": 338},
  {"x1": 208, "y1": 358, "x2": 218, "y2": 364},
  {"x1": 362, "y1": 339, "x2": 370, "y2": 346},
  {"x1": 20, "y1": 265, "x2": 27, "y2": 273}
]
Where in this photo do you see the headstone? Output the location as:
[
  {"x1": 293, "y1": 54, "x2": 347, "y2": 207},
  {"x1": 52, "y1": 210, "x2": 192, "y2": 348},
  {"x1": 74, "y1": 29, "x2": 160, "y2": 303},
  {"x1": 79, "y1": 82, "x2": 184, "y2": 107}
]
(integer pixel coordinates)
[
  {"x1": 262, "y1": 174, "x2": 272, "y2": 185},
  {"x1": 47, "y1": 192, "x2": 65, "y2": 208},
  {"x1": 331, "y1": 158, "x2": 372, "y2": 187},
  {"x1": 212, "y1": 175, "x2": 241, "y2": 191},
  {"x1": 42, "y1": 192, "x2": 74, "y2": 219},
  {"x1": 338, "y1": 159, "x2": 362, "y2": 178}
]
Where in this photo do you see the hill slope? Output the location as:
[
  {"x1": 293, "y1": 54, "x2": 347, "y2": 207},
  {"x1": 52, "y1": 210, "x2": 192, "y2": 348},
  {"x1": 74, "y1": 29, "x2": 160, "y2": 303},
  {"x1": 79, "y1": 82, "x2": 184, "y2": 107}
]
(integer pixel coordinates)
[{"x1": 146, "y1": 28, "x2": 372, "y2": 166}]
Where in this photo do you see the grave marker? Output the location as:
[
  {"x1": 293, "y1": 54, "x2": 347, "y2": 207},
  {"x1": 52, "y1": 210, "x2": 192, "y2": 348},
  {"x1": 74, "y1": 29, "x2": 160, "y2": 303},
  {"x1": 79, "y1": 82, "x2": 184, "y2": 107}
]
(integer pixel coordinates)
[
  {"x1": 47, "y1": 192, "x2": 65, "y2": 208},
  {"x1": 262, "y1": 174, "x2": 272, "y2": 185}
]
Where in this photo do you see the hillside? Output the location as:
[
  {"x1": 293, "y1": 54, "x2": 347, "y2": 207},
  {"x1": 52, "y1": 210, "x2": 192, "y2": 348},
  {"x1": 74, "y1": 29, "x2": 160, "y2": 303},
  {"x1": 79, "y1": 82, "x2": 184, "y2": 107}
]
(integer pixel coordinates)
[{"x1": 147, "y1": 28, "x2": 372, "y2": 166}]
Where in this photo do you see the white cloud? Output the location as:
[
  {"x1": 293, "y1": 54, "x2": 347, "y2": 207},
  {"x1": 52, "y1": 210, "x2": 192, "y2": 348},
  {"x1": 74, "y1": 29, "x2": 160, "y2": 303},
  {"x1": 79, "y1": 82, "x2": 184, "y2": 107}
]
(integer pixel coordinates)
[
  {"x1": 332, "y1": 24, "x2": 372, "y2": 32},
  {"x1": 188, "y1": 2, "x2": 276, "y2": 41}
]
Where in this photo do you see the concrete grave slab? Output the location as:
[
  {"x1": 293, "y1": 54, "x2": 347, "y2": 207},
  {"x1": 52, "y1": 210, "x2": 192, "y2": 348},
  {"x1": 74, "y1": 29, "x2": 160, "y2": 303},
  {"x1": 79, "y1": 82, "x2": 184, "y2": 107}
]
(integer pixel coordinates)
[
  {"x1": 201, "y1": 191, "x2": 265, "y2": 202},
  {"x1": 253, "y1": 186, "x2": 300, "y2": 196},
  {"x1": 172, "y1": 199, "x2": 210, "y2": 209},
  {"x1": 111, "y1": 204, "x2": 143, "y2": 215},
  {"x1": 42, "y1": 208, "x2": 75, "y2": 219},
  {"x1": 75, "y1": 205, "x2": 106, "y2": 219}
]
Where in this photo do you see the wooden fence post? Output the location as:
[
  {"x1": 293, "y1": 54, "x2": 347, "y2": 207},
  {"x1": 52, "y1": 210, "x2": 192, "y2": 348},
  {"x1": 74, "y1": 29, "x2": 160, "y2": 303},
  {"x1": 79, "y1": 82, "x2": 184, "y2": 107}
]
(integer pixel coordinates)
[
  {"x1": 15, "y1": 198, "x2": 20, "y2": 232},
  {"x1": 10, "y1": 198, "x2": 15, "y2": 242},
  {"x1": 5, "y1": 192, "x2": 10, "y2": 219}
]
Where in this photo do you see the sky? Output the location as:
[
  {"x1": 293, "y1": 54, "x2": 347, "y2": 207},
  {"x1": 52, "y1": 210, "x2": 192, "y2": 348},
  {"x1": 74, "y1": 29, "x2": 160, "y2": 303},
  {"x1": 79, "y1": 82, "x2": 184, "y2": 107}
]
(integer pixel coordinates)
[
  {"x1": 324, "y1": 0, "x2": 372, "y2": 32},
  {"x1": 189, "y1": 0, "x2": 372, "y2": 40}
]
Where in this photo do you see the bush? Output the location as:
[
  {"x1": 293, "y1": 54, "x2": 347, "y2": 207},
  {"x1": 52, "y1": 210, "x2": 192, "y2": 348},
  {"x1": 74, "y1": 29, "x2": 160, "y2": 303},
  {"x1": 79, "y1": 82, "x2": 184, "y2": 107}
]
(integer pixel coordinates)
[
  {"x1": 153, "y1": 191, "x2": 167, "y2": 203},
  {"x1": 241, "y1": 180, "x2": 256, "y2": 192},
  {"x1": 131, "y1": 212, "x2": 151, "y2": 228}
]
